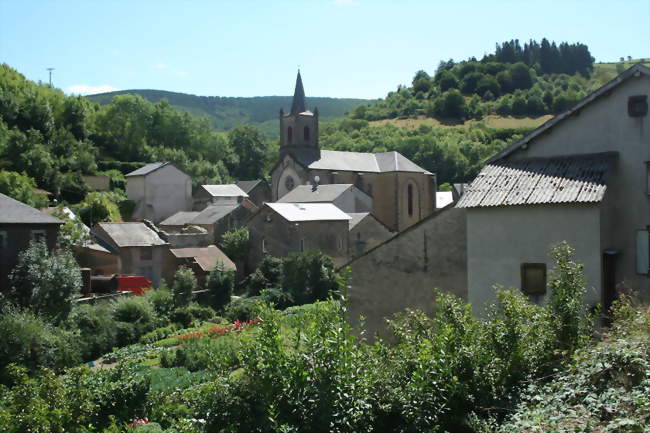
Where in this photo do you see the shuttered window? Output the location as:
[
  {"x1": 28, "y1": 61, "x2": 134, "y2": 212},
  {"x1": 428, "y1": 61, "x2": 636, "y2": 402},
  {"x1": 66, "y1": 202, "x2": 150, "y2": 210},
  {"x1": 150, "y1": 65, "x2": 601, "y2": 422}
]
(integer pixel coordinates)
[{"x1": 521, "y1": 263, "x2": 547, "y2": 295}]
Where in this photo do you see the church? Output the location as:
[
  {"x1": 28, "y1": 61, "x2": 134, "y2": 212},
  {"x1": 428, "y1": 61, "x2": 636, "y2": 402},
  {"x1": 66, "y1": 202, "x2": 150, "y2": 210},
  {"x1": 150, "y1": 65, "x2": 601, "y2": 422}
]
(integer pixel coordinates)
[{"x1": 270, "y1": 72, "x2": 437, "y2": 232}]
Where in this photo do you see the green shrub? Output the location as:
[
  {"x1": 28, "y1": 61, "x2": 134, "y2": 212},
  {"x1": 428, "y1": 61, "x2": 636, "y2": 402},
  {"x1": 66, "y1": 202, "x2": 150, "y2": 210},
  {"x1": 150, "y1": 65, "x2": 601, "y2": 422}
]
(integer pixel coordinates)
[
  {"x1": 139, "y1": 323, "x2": 182, "y2": 344},
  {"x1": 68, "y1": 303, "x2": 117, "y2": 360},
  {"x1": 206, "y1": 267, "x2": 234, "y2": 311},
  {"x1": 171, "y1": 266, "x2": 195, "y2": 307},
  {"x1": 224, "y1": 297, "x2": 261, "y2": 322},
  {"x1": 112, "y1": 295, "x2": 157, "y2": 325},
  {"x1": 146, "y1": 287, "x2": 175, "y2": 317},
  {"x1": 6, "y1": 241, "x2": 81, "y2": 323},
  {"x1": 0, "y1": 308, "x2": 81, "y2": 384},
  {"x1": 170, "y1": 303, "x2": 215, "y2": 328},
  {"x1": 260, "y1": 288, "x2": 294, "y2": 309}
]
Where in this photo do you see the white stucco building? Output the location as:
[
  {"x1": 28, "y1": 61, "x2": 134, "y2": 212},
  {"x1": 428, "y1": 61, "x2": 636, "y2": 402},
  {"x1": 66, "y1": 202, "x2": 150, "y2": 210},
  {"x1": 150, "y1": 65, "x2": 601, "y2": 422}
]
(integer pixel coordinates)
[
  {"x1": 457, "y1": 64, "x2": 650, "y2": 314},
  {"x1": 125, "y1": 162, "x2": 192, "y2": 223}
]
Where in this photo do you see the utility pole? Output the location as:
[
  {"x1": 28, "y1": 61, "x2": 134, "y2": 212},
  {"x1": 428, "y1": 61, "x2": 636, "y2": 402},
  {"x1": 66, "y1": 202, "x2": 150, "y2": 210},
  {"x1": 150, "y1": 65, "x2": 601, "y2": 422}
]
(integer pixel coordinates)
[{"x1": 46, "y1": 67, "x2": 55, "y2": 87}]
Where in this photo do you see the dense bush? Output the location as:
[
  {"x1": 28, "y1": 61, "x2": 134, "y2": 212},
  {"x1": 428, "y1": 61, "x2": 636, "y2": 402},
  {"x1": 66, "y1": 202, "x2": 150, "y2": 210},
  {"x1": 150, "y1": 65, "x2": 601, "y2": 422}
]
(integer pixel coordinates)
[
  {"x1": 5, "y1": 240, "x2": 81, "y2": 323},
  {"x1": 69, "y1": 303, "x2": 118, "y2": 360},
  {"x1": 224, "y1": 296, "x2": 262, "y2": 322},
  {"x1": 171, "y1": 266, "x2": 196, "y2": 307},
  {"x1": 170, "y1": 303, "x2": 215, "y2": 328},
  {"x1": 206, "y1": 267, "x2": 234, "y2": 311},
  {"x1": 0, "y1": 308, "x2": 81, "y2": 384}
]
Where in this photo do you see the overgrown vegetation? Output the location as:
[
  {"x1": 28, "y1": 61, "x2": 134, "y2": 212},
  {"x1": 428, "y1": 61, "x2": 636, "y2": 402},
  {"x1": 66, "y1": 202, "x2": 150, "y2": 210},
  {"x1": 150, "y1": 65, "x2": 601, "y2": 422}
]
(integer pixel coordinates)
[{"x1": 2, "y1": 243, "x2": 640, "y2": 432}]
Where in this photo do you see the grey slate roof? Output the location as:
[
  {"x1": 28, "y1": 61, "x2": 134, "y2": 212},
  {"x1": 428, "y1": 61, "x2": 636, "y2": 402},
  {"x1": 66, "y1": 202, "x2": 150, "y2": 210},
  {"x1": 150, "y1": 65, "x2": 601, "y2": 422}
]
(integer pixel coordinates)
[
  {"x1": 456, "y1": 152, "x2": 617, "y2": 209},
  {"x1": 125, "y1": 162, "x2": 170, "y2": 177},
  {"x1": 290, "y1": 71, "x2": 307, "y2": 115},
  {"x1": 236, "y1": 179, "x2": 264, "y2": 194},
  {"x1": 277, "y1": 184, "x2": 360, "y2": 203},
  {"x1": 0, "y1": 193, "x2": 63, "y2": 224},
  {"x1": 487, "y1": 64, "x2": 650, "y2": 164},
  {"x1": 159, "y1": 211, "x2": 200, "y2": 226},
  {"x1": 97, "y1": 222, "x2": 167, "y2": 247},
  {"x1": 170, "y1": 246, "x2": 236, "y2": 272},
  {"x1": 347, "y1": 212, "x2": 370, "y2": 230},
  {"x1": 293, "y1": 150, "x2": 431, "y2": 174},
  {"x1": 191, "y1": 204, "x2": 239, "y2": 225}
]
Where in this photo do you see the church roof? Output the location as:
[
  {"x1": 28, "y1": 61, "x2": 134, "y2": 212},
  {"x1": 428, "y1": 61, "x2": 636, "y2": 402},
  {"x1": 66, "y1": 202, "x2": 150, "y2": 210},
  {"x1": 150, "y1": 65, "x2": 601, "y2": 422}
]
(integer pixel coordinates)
[
  {"x1": 290, "y1": 71, "x2": 307, "y2": 115},
  {"x1": 277, "y1": 184, "x2": 363, "y2": 203},
  {"x1": 292, "y1": 149, "x2": 431, "y2": 174}
]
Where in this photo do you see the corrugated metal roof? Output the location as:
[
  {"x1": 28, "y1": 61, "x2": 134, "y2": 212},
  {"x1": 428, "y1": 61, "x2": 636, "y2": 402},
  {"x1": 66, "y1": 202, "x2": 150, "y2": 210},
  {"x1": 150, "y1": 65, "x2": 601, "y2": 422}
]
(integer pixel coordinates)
[
  {"x1": 97, "y1": 222, "x2": 167, "y2": 247},
  {"x1": 170, "y1": 245, "x2": 236, "y2": 272},
  {"x1": 294, "y1": 150, "x2": 431, "y2": 174},
  {"x1": 159, "y1": 211, "x2": 200, "y2": 226},
  {"x1": 266, "y1": 203, "x2": 351, "y2": 222},
  {"x1": 277, "y1": 184, "x2": 356, "y2": 203},
  {"x1": 125, "y1": 162, "x2": 169, "y2": 177},
  {"x1": 200, "y1": 184, "x2": 249, "y2": 198},
  {"x1": 456, "y1": 152, "x2": 617, "y2": 209},
  {"x1": 190, "y1": 204, "x2": 239, "y2": 225},
  {"x1": 0, "y1": 193, "x2": 63, "y2": 224}
]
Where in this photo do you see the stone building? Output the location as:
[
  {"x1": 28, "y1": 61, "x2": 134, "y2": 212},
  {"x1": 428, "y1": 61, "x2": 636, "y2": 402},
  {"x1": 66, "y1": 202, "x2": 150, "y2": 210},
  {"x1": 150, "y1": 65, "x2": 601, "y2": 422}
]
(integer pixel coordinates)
[
  {"x1": 347, "y1": 206, "x2": 467, "y2": 336},
  {"x1": 165, "y1": 245, "x2": 236, "y2": 288},
  {"x1": 270, "y1": 72, "x2": 436, "y2": 232},
  {"x1": 0, "y1": 193, "x2": 63, "y2": 291},
  {"x1": 458, "y1": 64, "x2": 650, "y2": 314},
  {"x1": 125, "y1": 162, "x2": 192, "y2": 223},
  {"x1": 92, "y1": 222, "x2": 169, "y2": 286},
  {"x1": 247, "y1": 202, "x2": 350, "y2": 268},
  {"x1": 236, "y1": 179, "x2": 271, "y2": 208},
  {"x1": 347, "y1": 212, "x2": 393, "y2": 258},
  {"x1": 277, "y1": 183, "x2": 372, "y2": 213},
  {"x1": 193, "y1": 184, "x2": 249, "y2": 211}
]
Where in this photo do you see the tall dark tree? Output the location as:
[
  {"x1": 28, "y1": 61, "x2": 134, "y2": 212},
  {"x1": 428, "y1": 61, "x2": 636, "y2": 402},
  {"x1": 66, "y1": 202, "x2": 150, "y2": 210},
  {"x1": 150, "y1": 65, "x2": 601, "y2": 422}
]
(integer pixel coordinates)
[{"x1": 227, "y1": 125, "x2": 270, "y2": 180}]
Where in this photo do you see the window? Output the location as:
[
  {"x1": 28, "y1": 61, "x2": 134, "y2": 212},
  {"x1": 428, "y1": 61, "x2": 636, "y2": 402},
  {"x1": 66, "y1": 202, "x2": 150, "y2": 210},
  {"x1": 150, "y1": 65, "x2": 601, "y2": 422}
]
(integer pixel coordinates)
[
  {"x1": 636, "y1": 229, "x2": 649, "y2": 274},
  {"x1": 628, "y1": 95, "x2": 648, "y2": 117},
  {"x1": 0, "y1": 231, "x2": 6, "y2": 248},
  {"x1": 262, "y1": 238, "x2": 267, "y2": 253},
  {"x1": 31, "y1": 229, "x2": 46, "y2": 243},
  {"x1": 304, "y1": 126, "x2": 310, "y2": 141},
  {"x1": 140, "y1": 247, "x2": 152, "y2": 260},
  {"x1": 284, "y1": 176, "x2": 295, "y2": 191},
  {"x1": 287, "y1": 126, "x2": 293, "y2": 144},
  {"x1": 521, "y1": 263, "x2": 547, "y2": 295},
  {"x1": 300, "y1": 238, "x2": 305, "y2": 252},
  {"x1": 407, "y1": 184, "x2": 414, "y2": 217},
  {"x1": 337, "y1": 236, "x2": 343, "y2": 251},
  {"x1": 366, "y1": 184, "x2": 373, "y2": 197}
]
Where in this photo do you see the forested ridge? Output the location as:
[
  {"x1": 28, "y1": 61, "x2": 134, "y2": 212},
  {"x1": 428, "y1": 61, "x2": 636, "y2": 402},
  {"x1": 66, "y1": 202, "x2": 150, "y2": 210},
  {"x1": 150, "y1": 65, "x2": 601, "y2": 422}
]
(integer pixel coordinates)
[
  {"x1": 87, "y1": 89, "x2": 370, "y2": 138},
  {"x1": 348, "y1": 39, "x2": 646, "y2": 123}
]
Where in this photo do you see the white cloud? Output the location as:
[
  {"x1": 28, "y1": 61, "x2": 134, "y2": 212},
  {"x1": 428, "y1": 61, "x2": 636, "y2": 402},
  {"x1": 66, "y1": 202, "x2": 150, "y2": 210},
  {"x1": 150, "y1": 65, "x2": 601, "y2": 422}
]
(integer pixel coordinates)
[
  {"x1": 154, "y1": 62, "x2": 168, "y2": 69},
  {"x1": 174, "y1": 70, "x2": 189, "y2": 78},
  {"x1": 67, "y1": 84, "x2": 120, "y2": 95}
]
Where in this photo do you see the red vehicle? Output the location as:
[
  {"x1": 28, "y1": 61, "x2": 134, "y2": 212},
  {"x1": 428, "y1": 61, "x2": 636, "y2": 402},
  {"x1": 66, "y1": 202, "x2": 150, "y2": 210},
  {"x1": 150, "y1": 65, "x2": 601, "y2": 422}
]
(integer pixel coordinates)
[{"x1": 115, "y1": 275, "x2": 152, "y2": 296}]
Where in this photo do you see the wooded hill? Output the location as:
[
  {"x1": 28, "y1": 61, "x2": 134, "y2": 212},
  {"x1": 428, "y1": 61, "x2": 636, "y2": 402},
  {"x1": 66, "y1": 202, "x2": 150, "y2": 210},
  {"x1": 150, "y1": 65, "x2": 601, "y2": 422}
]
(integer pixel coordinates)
[{"x1": 87, "y1": 89, "x2": 370, "y2": 138}]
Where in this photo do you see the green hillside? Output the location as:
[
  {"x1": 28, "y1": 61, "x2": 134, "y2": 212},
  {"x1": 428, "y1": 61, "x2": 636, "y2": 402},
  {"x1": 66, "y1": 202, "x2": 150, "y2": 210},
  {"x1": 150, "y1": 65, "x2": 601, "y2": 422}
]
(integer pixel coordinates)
[{"x1": 87, "y1": 89, "x2": 371, "y2": 138}]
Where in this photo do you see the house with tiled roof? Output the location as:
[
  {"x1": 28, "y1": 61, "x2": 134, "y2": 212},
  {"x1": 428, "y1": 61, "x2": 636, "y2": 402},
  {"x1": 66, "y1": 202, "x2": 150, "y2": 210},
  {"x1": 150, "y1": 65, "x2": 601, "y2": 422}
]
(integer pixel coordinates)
[
  {"x1": 270, "y1": 72, "x2": 436, "y2": 231},
  {"x1": 277, "y1": 183, "x2": 372, "y2": 214},
  {"x1": 457, "y1": 63, "x2": 650, "y2": 313},
  {"x1": 236, "y1": 179, "x2": 271, "y2": 207},
  {"x1": 193, "y1": 184, "x2": 249, "y2": 211},
  {"x1": 0, "y1": 193, "x2": 63, "y2": 291}
]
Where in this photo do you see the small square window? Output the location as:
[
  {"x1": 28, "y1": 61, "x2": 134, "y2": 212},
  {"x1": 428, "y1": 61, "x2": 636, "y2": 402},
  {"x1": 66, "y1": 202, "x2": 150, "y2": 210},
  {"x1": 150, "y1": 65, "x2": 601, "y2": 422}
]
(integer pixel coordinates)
[
  {"x1": 140, "y1": 247, "x2": 152, "y2": 260},
  {"x1": 31, "y1": 229, "x2": 46, "y2": 243},
  {"x1": 628, "y1": 95, "x2": 648, "y2": 117},
  {"x1": 300, "y1": 238, "x2": 305, "y2": 252},
  {"x1": 262, "y1": 238, "x2": 267, "y2": 253},
  {"x1": 521, "y1": 263, "x2": 547, "y2": 295},
  {"x1": 0, "y1": 231, "x2": 7, "y2": 248}
]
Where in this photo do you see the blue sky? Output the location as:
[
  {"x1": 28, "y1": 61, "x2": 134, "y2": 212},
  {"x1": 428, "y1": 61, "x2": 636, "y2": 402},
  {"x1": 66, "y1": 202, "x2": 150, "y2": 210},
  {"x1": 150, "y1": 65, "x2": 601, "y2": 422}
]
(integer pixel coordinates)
[{"x1": 1, "y1": 0, "x2": 648, "y2": 99}]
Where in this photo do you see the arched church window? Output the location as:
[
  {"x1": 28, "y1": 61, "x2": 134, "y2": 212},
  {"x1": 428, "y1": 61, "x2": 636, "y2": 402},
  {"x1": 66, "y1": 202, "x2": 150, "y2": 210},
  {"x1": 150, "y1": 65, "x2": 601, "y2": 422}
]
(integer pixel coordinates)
[
  {"x1": 287, "y1": 126, "x2": 293, "y2": 144},
  {"x1": 284, "y1": 176, "x2": 295, "y2": 191},
  {"x1": 407, "y1": 184, "x2": 414, "y2": 217},
  {"x1": 304, "y1": 126, "x2": 310, "y2": 141}
]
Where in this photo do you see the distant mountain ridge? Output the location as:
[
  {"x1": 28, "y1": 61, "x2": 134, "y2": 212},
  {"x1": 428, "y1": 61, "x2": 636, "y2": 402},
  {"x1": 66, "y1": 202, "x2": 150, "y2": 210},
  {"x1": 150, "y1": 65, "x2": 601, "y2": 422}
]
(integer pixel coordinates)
[{"x1": 87, "y1": 89, "x2": 371, "y2": 138}]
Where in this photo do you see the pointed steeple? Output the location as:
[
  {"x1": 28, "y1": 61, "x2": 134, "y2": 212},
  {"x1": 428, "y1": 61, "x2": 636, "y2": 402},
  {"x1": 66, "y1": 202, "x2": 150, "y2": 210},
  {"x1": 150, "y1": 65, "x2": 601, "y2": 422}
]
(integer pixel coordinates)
[{"x1": 290, "y1": 71, "x2": 307, "y2": 115}]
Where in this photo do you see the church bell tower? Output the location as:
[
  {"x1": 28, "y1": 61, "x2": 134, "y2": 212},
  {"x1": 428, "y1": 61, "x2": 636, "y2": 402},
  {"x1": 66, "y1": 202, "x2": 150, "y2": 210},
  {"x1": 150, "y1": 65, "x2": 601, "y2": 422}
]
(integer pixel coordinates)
[{"x1": 279, "y1": 71, "x2": 320, "y2": 161}]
